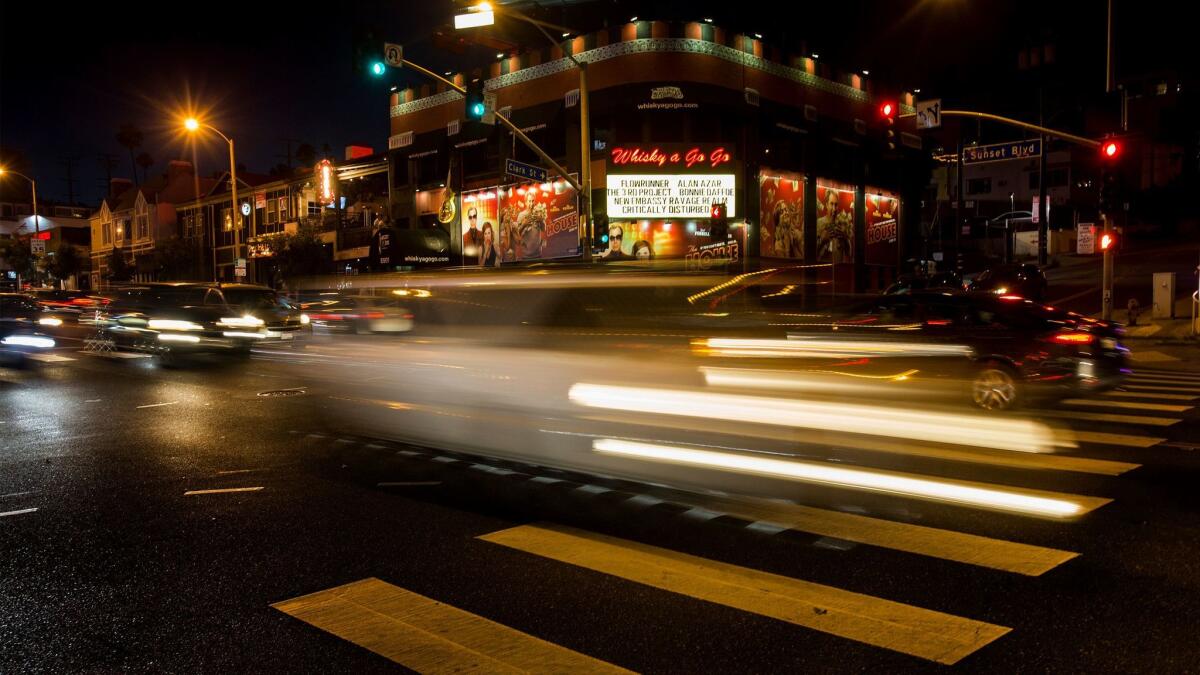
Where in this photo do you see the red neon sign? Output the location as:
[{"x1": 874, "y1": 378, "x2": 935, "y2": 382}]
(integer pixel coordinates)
[{"x1": 611, "y1": 146, "x2": 733, "y2": 169}]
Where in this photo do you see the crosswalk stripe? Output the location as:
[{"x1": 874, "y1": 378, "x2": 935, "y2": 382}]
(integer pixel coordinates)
[
  {"x1": 273, "y1": 578, "x2": 631, "y2": 674},
  {"x1": 1035, "y1": 410, "x2": 1180, "y2": 427},
  {"x1": 1072, "y1": 431, "x2": 1165, "y2": 448},
  {"x1": 481, "y1": 524, "x2": 1011, "y2": 665},
  {"x1": 1129, "y1": 371, "x2": 1200, "y2": 381},
  {"x1": 1128, "y1": 376, "x2": 1200, "y2": 385},
  {"x1": 1101, "y1": 390, "x2": 1198, "y2": 401},
  {"x1": 1121, "y1": 384, "x2": 1200, "y2": 394},
  {"x1": 692, "y1": 495, "x2": 1076, "y2": 576},
  {"x1": 26, "y1": 353, "x2": 75, "y2": 363},
  {"x1": 1061, "y1": 398, "x2": 1193, "y2": 413}
]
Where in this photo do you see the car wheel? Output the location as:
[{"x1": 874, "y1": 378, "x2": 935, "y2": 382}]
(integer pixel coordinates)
[{"x1": 972, "y1": 362, "x2": 1019, "y2": 411}]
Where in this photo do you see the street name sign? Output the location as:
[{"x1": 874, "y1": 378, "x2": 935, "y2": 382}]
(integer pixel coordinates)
[
  {"x1": 962, "y1": 139, "x2": 1042, "y2": 164},
  {"x1": 505, "y1": 158, "x2": 549, "y2": 183}
]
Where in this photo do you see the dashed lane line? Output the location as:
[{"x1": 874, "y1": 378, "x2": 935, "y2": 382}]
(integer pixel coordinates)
[
  {"x1": 1035, "y1": 410, "x2": 1180, "y2": 427},
  {"x1": 272, "y1": 578, "x2": 632, "y2": 674},
  {"x1": 1101, "y1": 391, "x2": 1198, "y2": 401},
  {"x1": 183, "y1": 487, "x2": 264, "y2": 496},
  {"x1": 480, "y1": 523, "x2": 1011, "y2": 665},
  {"x1": 0, "y1": 508, "x2": 38, "y2": 518}
]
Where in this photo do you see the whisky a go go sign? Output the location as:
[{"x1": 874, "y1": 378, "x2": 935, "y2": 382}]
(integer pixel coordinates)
[{"x1": 606, "y1": 144, "x2": 736, "y2": 219}]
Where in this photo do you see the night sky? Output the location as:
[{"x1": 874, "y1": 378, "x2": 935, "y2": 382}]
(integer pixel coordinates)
[{"x1": 1, "y1": 1, "x2": 1185, "y2": 205}]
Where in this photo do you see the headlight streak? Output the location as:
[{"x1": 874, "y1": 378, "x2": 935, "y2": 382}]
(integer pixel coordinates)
[
  {"x1": 698, "y1": 337, "x2": 973, "y2": 359},
  {"x1": 591, "y1": 438, "x2": 1089, "y2": 519},
  {"x1": 158, "y1": 333, "x2": 201, "y2": 343},
  {"x1": 568, "y1": 383, "x2": 1065, "y2": 454},
  {"x1": 37, "y1": 317, "x2": 63, "y2": 327},
  {"x1": 148, "y1": 319, "x2": 204, "y2": 331},
  {"x1": 217, "y1": 315, "x2": 264, "y2": 328},
  {"x1": 2, "y1": 335, "x2": 55, "y2": 349}
]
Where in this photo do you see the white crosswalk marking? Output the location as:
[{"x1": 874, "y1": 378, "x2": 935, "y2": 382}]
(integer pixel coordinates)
[
  {"x1": 1121, "y1": 384, "x2": 1200, "y2": 394},
  {"x1": 1061, "y1": 398, "x2": 1192, "y2": 413},
  {"x1": 1102, "y1": 390, "x2": 1197, "y2": 401},
  {"x1": 1036, "y1": 409, "x2": 1180, "y2": 427}
]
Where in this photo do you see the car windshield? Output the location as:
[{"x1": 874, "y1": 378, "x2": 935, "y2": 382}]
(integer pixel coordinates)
[{"x1": 222, "y1": 289, "x2": 294, "y2": 311}]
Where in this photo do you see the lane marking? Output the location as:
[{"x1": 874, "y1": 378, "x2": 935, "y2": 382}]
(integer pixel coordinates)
[
  {"x1": 692, "y1": 495, "x2": 1076, "y2": 576},
  {"x1": 216, "y1": 469, "x2": 264, "y2": 475},
  {"x1": 0, "y1": 508, "x2": 38, "y2": 518},
  {"x1": 1072, "y1": 431, "x2": 1165, "y2": 448},
  {"x1": 1061, "y1": 398, "x2": 1192, "y2": 413},
  {"x1": 272, "y1": 578, "x2": 631, "y2": 674},
  {"x1": 377, "y1": 481, "x2": 443, "y2": 487},
  {"x1": 26, "y1": 353, "x2": 75, "y2": 363},
  {"x1": 183, "y1": 487, "x2": 264, "y2": 496},
  {"x1": 84, "y1": 399, "x2": 102, "y2": 403},
  {"x1": 1035, "y1": 410, "x2": 1180, "y2": 427},
  {"x1": 481, "y1": 524, "x2": 1011, "y2": 665},
  {"x1": 593, "y1": 438, "x2": 1109, "y2": 519},
  {"x1": 0, "y1": 491, "x2": 34, "y2": 499},
  {"x1": 137, "y1": 401, "x2": 180, "y2": 409},
  {"x1": 1121, "y1": 384, "x2": 1200, "y2": 394},
  {"x1": 1101, "y1": 391, "x2": 1198, "y2": 401}
]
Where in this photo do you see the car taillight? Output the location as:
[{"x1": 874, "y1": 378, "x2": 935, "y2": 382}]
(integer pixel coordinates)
[
  {"x1": 309, "y1": 313, "x2": 341, "y2": 321},
  {"x1": 402, "y1": 313, "x2": 414, "y2": 320},
  {"x1": 361, "y1": 312, "x2": 385, "y2": 320},
  {"x1": 1051, "y1": 331, "x2": 1094, "y2": 345}
]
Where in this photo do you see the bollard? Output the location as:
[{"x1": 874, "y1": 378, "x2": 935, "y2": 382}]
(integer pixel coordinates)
[{"x1": 1127, "y1": 298, "x2": 1140, "y2": 326}]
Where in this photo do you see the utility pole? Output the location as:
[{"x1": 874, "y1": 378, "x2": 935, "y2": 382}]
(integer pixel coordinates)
[{"x1": 59, "y1": 155, "x2": 80, "y2": 205}]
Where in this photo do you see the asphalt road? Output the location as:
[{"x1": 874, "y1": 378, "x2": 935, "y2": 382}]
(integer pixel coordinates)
[{"x1": 4, "y1": 337, "x2": 1200, "y2": 673}]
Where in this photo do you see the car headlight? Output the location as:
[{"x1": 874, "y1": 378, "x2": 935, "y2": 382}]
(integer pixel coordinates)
[
  {"x1": 299, "y1": 313, "x2": 310, "y2": 325},
  {"x1": 38, "y1": 317, "x2": 63, "y2": 327},
  {"x1": 218, "y1": 315, "x2": 264, "y2": 328},
  {"x1": 148, "y1": 319, "x2": 204, "y2": 331}
]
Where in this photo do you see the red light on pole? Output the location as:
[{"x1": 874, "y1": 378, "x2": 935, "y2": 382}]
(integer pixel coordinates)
[
  {"x1": 1100, "y1": 232, "x2": 1116, "y2": 250},
  {"x1": 879, "y1": 102, "x2": 896, "y2": 119},
  {"x1": 1101, "y1": 140, "x2": 1120, "y2": 159}
]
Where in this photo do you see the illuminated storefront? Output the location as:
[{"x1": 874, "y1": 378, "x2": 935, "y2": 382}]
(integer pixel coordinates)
[{"x1": 386, "y1": 20, "x2": 924, "y2": 288}]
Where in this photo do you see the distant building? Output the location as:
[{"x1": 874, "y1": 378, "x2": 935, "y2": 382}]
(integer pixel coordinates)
[{"x1": 1, "y1": 197, "x2": 92, "y2": 290}]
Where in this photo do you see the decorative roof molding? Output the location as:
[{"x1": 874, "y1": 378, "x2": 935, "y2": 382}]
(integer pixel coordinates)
[{"x1": 391, "y1": 37, "x2": 870, "y2": 118}]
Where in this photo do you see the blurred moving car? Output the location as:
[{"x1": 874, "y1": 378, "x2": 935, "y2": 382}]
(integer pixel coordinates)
[
  {"x1": 301, "y1": 295, "x2": 414, "y2": 334},
  {"x1": 968, "y1": 263, "x2": 1048, "y2": 301},
  {"x1": 94, "y1": 283, "x2": 307, "y2": 357},
  {"x1": 824, "y1": 291, "x2": 1126, "y2": 409},
  {"x1": 0, "y1": 292, "x2": 56, "y2": 367},
  {"x1": 26, "y1": 288, "x2": 111, "y2": 328}
]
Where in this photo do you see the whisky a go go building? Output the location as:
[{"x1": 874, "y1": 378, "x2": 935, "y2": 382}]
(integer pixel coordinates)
[{"x1": 386, "y1": 20, "x2": 927, "y2": 289}]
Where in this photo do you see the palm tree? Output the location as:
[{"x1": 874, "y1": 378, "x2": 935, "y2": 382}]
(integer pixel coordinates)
[
  {"x1": 135, "y1": 152, "x2": 155, "y2": 181},
  {"x1": 115, "y1": 124, "x2": 144, "y2": 183}
]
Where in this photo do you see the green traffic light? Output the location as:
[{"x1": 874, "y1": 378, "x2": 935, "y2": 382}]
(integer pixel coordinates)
[
  {"x1": 371, "y1": 62, "x2": 386, "y2": 76},
  {"x1": 470, "y1": 102, "x2": 486, "y2": 117}
]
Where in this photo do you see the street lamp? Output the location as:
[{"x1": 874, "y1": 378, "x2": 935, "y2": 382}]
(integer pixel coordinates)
[
  {"x1": 0, "y1": 167, "x2": 41, "y2": 241},
  {"x1": 184, "y1": 117, "x2": 241, "y2": 281},
  {"x1": 455, "y1": 3, "x2": 594, "y2": 260}
]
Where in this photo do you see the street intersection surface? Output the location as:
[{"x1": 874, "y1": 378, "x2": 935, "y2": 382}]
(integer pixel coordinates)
[{"x1": 4, "y1": 339, "x2": 1200, "y2": 672}]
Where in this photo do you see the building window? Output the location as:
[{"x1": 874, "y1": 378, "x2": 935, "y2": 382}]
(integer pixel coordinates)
[
  {"x1": 278, "y1": 196, "x2": 288, "y2": 221},
  {"x1": 135, "y1": 211, "x2": 149, "y2": 239},
  {"x1": 967, "y1": 178, "x2": 992, "y2": 195},
  {"x1": 222, "y1": 207, "x2": 232, "y2": 231},
  {"x1": 266, "y1": 198, "x2": 278, "y2": 225},
  {"x1": 102, "y1": 220, "x2": 112, "y2": 245},
  {"x1": 308, "y1": 201, "x2": 320, "y2": 216}
]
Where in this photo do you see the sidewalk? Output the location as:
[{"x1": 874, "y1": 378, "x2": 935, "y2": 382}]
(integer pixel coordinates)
[{"x1": 1103, "y1": 296, "x2": 1200, "y2": 370}]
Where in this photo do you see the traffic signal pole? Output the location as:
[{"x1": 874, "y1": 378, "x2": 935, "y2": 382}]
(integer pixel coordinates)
[
  {"x1": 399, "y1": 57, "x2": 582, "y2": 198},
  {"x1": 1101, "y1": 216, "x2": 1115, "y2": 320}
]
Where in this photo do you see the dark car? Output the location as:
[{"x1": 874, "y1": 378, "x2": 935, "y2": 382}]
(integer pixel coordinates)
[
  {"x1": 884, "y1": 271, "x2": 964, "y2": 295},
  {"x1": 968, "y1": 263, "x2": 1048, "y2": 301},
  {"x1": 94, "y1": 283, "x2": 307, "y2": 357},
  {"x1": 27, "y1": 288, "x2": 111, "y2": 328},
  {"x1": 0, "y1": 292, "x2": 56, "y2": 367},
  {"x1": 300, "y1": 294, "x2": 414, "y2": 334},
  {"x1": 820, "y1": 291, "x2": 1127, "y2": 409}
]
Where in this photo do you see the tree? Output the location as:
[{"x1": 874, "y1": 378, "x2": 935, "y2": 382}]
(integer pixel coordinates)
[
  {"x1": 105, "y1": 247, "x2": 134, "y2": 282},
  {"x1": 115, "y1": 124, "x2": 144, "y2": 184},
  {"x1": 262, "y1": 225, "x2": 330, "y2": 284},
  {"x1": 151, "y1": 237, "x2": 197, "y2": 280},
  {"x1": 47, "y1": 242, "x2": 85, "y2": 286},
  {"x1": 295, "y1": 143, "x2": 317, "y2": 168},
  {"x1": 0, "y1": 237, "x2": 36, "y2": 281},
  {"x1": 135, "y1": 152, "x2": 155, "y2": 181}
]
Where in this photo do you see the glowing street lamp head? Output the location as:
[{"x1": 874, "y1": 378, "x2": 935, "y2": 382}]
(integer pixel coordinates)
[{"x1": 184, "y1": 118, "x2": 200, "y2": 132}]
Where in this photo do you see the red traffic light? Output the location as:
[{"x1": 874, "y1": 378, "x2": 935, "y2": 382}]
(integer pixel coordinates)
[
  {"x1": 879, "y1": 101, "x2": 896, "y2": 119},
  {"x1": 1100, "y1": 232, "x2": 1116, "y2": 250},
  {"x1": 1101, "y1": 140, "x2": 1121, "y2": 159}
]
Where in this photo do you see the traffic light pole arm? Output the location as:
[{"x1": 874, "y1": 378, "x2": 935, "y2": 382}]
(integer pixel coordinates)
[
  {"x1": 939, "y1": 110, "x2": 1101, "y2": 148},
  {"x1": 400, "y1": 57, "x2": 582, "y2": 194}
]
